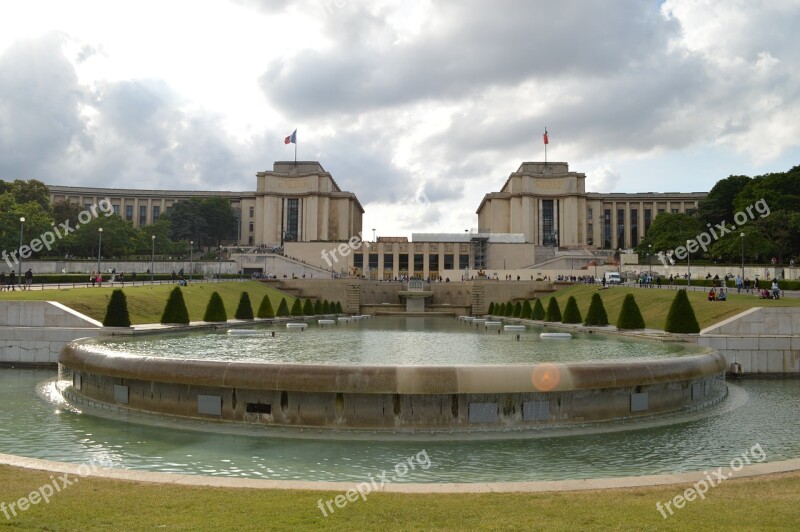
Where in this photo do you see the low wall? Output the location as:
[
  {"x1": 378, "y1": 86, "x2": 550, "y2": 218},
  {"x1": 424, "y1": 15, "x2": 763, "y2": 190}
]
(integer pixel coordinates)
[
  {"x1": 699, "y1": 307, "x2": 800, "y2": 374},
  {"x1": 0, "y1": 301, "x2": 101, "y2": 365}
]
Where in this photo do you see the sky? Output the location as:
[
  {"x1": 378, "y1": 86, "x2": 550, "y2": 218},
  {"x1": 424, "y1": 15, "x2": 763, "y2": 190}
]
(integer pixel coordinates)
[{"x1": 1, "y1": 0, "x2": 799, "y2": 239}]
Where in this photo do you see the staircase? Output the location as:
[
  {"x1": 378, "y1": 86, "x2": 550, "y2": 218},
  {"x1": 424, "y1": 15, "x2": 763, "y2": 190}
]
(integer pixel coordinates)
[
  {"x1": 470, "y1": 282, "x2": 485, "y2": 316},
  {"x1": 346, "y1": 282, "x2": 361, "y2": 314}
]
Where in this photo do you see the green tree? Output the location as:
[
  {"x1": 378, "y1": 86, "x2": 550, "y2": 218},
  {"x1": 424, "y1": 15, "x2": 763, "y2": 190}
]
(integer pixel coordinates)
[
  {"x1": 504, "y1": 301, "x2": 514, "y2": 317},
  {"x1": 335, "y1": 301, "x2": 343, "y2": 313},
  {"x1": 322, "y1": 300, "x2": 331, "y2": 314},
  {"x1": 6, "y1": 179, "x2": 52, "y2": 212},
  {"x1": 512, "y1": 301, "x2": 522, "y2": 318},
  {"x1": 616, "y1": 294, "x2": 645, "y2": 330},
  {"x1": 487, "y1": 302, "x2": 495, "y2": 315},
  {"x1": 520, "y1": 300, "x2": 532, "y2": 319},
  {"x1": 203, "y1": 291, "x2": 228, "y2": 322},
  {"x1": 697, "y1": 175, "x2": 751, "y2": 227},
  {"x1": 161, "y1": 287, "x2": 190, "y2": 324},
  {"x1": 257, "y1": 295, "x2": 275, "y2": 319},
  {"x1": 635, "y1": 213, "x2": 704, "y2": 259},
  {"x1": 302, "y1": 298, "x2": 314, "y2": 315},
  {"x1": 276, "y1": 298, "x2": 290, "y2": 317},
  {"x1": 664, "y1": 290, "x2": 700, "y2": 333},
  {"x1": 561, "y1": 296, "x2": 582, "y2": 324},
  {"x1": 103, "y1": 289, "x2": 131, "y2": 327},
  {"x1": 314, "y1": 299, "x2": 322, "y2": 314},
  {"x1": 496, "y1": 302, "x2": 505, "y2": 316},
  {"x1": 544, "y1": 297, "x2": 561, "y2": 322},
  {"x1": 235, "y1": 292, "x2": 254, "y2": 320},
  {"x1": 531, "y1": 299, "x2": 545, "y2": 320},
  {"x1": 290, "y1": 298, "x2": 304, "y2": 316},
  {"x1": 583, "y1": 293, "x2": 609, "y2": 326}
]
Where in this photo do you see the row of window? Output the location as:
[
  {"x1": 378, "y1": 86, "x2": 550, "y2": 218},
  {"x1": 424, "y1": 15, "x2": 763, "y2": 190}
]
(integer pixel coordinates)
[
  {"x1": 354, "y1": 253, "x2": 470, "y2": 271},
  {"x1": 590, "y1": 206, "x2": 682, "y2": 249}
]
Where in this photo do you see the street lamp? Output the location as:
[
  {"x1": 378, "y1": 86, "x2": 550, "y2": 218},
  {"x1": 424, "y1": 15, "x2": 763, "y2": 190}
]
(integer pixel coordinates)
[
  {"x1": 18, "y1": 217, "x2": 25, "y2": 290},
  {"x1": 190, "y1": 240, "x2": 193, "y2": 282},
  {"x1": 740, "y1": 233, "x2": 745, "y2": 280},
  {"x1": 372, "y1": 228, "x2": 376, "y2": 242},
  {"x1": 218, "y1": 246, "x2": 222, "y2": 281},
  {"x1": 150, "y1": 235, "x2": 155, "y2": 283},
  {"x1": 648, "y1": 244, "x2": 652, "y2": 281},
  {"x1": 686, "y1": 239, "x2": 691, "y2": 288},
  {"x1": 97, "y1": 228, "x2": 103, "y2": 275}
]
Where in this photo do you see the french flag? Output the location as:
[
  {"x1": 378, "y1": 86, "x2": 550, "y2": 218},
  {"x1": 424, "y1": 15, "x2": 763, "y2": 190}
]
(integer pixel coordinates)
[{"x1": 284, "y1": 129, "x2": 297, "y2": 144}]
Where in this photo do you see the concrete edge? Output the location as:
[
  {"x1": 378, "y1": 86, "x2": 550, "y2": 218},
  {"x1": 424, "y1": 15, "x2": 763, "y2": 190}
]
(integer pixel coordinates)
[
  {"x1": 47, "y1": 301, "x2": 103, "y2": 328},
  {"x1": 699, "y1": 306, "x2": 763, "y2": 335},
  {"x1": 1, "y1": 453, "x2": 799, "y2": 493}
]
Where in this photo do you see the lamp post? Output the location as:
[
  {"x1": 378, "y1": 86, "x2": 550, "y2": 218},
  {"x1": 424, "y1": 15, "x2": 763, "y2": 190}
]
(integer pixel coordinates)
[
  {"x1": 150, "y1": 235, "x2": 155, "y2": 283},
  {"x1": 97, "y1": 228, "x2": 103, "y2": 275},
  {"x1": 190, "y1": 240, "x2": 193, "y2": 283},
  {"x1": 18, "y1": 217, "x2": 25, "y2": 290},
  {"x1": 372, "y1": 228, "x2": 376, "y2": 242},
  {"x1": 740, "y1": 233, "x2": 745, "y2": 280},
  {"x1": 648, "y1": 244, "x2": 652, "y2": 281},
  {"x1": 686, "y1": 240, "x2": 691, "y2": 288},
  {"x1": 218, "y1": 246, "x2": 222, "y2": 281}
]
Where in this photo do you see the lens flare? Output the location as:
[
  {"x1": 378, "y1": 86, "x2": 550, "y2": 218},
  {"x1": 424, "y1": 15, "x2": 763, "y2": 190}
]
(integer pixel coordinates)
[{"x1": 531, "y1": 363, "x2": 560, "y2": 391}]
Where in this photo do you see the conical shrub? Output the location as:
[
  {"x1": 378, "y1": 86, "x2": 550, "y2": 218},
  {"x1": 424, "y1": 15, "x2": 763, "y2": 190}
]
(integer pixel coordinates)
[
  {"x1": 203, "y1": 291, "x2": 227, "y2": 322},
  {"x1": 616, "y1": 293, "x2": 645, "y2": 330},
  {"x1": 303, "y1": 298, "x2": 314, "y2": 315},
  {"x1": 513, "y1": 301, "x2": 522, "y2": 317},
  {"x1": 544, "y1": 297, "x2": 562, "y2": 322},
  {"x1": 161, "y1": 286, "x2": 189, "y2": 324},
  {"x1": 583, "y1": 293, "x2": 609, "y2": 326},
  {"x1": 531, "y1": 299, "x2": 545, "y2": 320},
  {"x1": 235, "y1": 292, "x2": 254, "y2": 320},
  {"x1": 496, "y1": 302, "x2": 505, "y2": 316},
  {"x1": 103, "y1": 289, "x2": 131, "y2": 327},
  {"x1": 504, "y1": 301, "x2": 514, "y2": 317},
  {"x1": 257, "y1": 295, "x2": 275, "y2": 319},
  {"x1": 520, "y1": 300, "x2": 532, "y2": 319},
  {"x1": 335, "y1": 301, "x2": 343, "y2": 313},
  {"x1": 290, "y1": 298, "x2": 304, "y2": 316},
  {"x1": 665, "y1": 290, "x2": 700, "y2": 333},
  {"x1": 314, "y1": 299, "x2": 322, "y2": 315},
  {"x1": 561, "y1": 296, "x2": 582, "y2": 324},
  {"x1": 487, "y1": 302, "x2": 495, "y2": 315},
  {"x1": 322, "y1": 300, "x2": 331, "y2": 314},
  {"x1": 276, "y1": 298, "x2": 290, "y2": 317}
]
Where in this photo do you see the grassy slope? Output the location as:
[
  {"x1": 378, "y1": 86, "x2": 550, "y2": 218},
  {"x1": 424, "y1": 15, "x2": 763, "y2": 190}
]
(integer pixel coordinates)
[
  {"x1": 532, "y1": 284, "x2": 800, "y2": 330},
  {"x1": 0, "y1": 465, "x2": 797, "y2": 530},
  {"x1": 0, "y1": 281, "x2": 297, "y2": 324}
]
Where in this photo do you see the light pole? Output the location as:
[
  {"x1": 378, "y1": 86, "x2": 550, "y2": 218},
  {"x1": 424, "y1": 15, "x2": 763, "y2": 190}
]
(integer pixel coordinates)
[
  {"x1": 740, "y1": 233, "x2": 745, "y2": 280},
  {"x1": 150, "y1": 235, "x2": 155, "y2": 283},
  {"x1": 190, "y1": 240, "x2": 193, "y2": 282},
  {"x1": 218, "y1": 246, "x2": 222, "y2": 281},
  {"x1": 372, "y1": 228, "x2": 376, "y2": 242},
  {"x1": 686, "y1": 240, "x2": 691, "y2": 288},
  {"x1": 648, "y1": 244, "x2": 652, "y2": 281},
  {"x1": 97, "y1": 227, "x2": 103, "y2": 275},
  {"x1": 18, "y1": 217, "x2": 25, "y2": 290}
]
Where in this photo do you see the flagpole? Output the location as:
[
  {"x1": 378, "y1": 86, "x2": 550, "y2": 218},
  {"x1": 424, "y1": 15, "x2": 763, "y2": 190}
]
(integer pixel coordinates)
[
  {"x1": 294, "y1": 140, "x2": 297, "y2": 165},
  {"x1": 544, "y1": 126, "x2": 547, "y2": 165}
]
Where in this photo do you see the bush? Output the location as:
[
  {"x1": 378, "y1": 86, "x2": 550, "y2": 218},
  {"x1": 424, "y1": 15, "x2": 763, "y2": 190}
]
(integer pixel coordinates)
[
  {"x1": 520, "y1": 300, "x2": 532, "y2": 319},
  {"x1": 561, "y1": 296, "x2": 582, "y2": 324},
  {"x1": 276, "y1": 298, "x2": 290, "y2": 317},
  {"x1": 335, "y1": 301, "x2": 343, "y2": 313},
  {"x1": 303, "y1": 298, "x2": 314, "y2": 316},
  {"x1": 290, "y1": 298, "x2": 304, "y2": 316},
  {"x1": 203, "y1": 291, "x2": 227, "y2": 322},
  {"x1": 234, "y1": 292, "x2": 254, "y2": 320},
  {"x1": 531, "y1": 299, "x2": 545, "y2": 320},
  {"x1": 487, "y1": 302, "x2": 495, "y2": 315},
  {"x1": 664, "y1": 290, "x2": 700, "y2": 333},
  {"x1": 512, "y1": 301, "x2": 522, "y2": 318},
  {"x1": 504, "y1": 301, "x2": 514, "y2": 317},
  {"x1": 103, "y1": 289, "x2": 131, "y2": 327},
  {"x1": 256, "y1": 295, "x2": 275, "y2": 319},
  {"x1": 314, "y1": 299, "x2": 322, "y2": 315},
  {"x1": 583, "y1": 293, "x2": 609, "y2": 326},
  {"x1": 160, "y1": 287, "x2": 189, "y2": 324},
  {"x1": 495, "y1": 302, "x2": 504, "y2": 316},
  {"x1": 544, "y1": 297, "x2": 562, "y2": 322},
  {"x1": 322, "y1": 300, "x2": 331, "y2": 314},
  {"x1": 616, "y1": 294, "x2": 645, "y2": 330}
]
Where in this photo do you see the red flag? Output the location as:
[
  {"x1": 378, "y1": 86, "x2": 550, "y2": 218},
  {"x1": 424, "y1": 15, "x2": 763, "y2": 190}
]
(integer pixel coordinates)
[{"x1": 543, "y1": 129, "x2": 549, "y2": 145}]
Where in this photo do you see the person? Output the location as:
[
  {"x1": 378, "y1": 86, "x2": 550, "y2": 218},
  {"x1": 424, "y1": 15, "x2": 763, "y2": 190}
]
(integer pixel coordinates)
[
  {"x1": 24, "y1": 268, "x2": 32, "y2": 290},
  {"x1": 717, "y1": 288, "x2": 727, "y2": 301},
  {"x1": 8, "y1": 270, "x2": 16, "y2": 291},
  {"x1": 96, "y1": 273, "x2": 102, "y2": 287},
  {"x1": 707, "y1": 288, "x2": 716, "y2": 301},
  {"x1": 90, "y1": 271, "x2": 96, "y2": 287},
  {"x1": 772, "y1": 280, "x2": 780, "y2": 300},
  {"x1": 761, "y1": 288, "x2": 771, "y2": 299},
  {"x1": 0, "y1": 271, "x2": 5, "y2": 292}
]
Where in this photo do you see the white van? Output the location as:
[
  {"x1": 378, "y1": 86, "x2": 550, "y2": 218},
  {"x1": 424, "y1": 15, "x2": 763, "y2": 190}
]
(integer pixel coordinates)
[{"x1": 604, "y1": 272, "x2": 621, "y2": 285}]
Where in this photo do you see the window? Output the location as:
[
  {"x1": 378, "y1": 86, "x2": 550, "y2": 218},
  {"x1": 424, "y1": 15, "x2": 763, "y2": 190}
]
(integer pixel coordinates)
[
  {"x1": 368, "y1": 253, "x2": 378, "y2": 270},
  {"x1": 459, "y1": 254, "x2": 469, "y2": 269},
  {"x1": 617, "y1": 208, "x2": 625, "y2": 249},
  {"x1": 444, "y1": 254, "x2": 454, "y2": 270},
  {"x1": 249, "y1": 206, "x2": 254, "y2": 218},
  {"x1": 354, "y1": 254, "x2": 363, "y2": 269},
  {"x1": 399, "y1": 254, "x2": 409, "y2": 274},
  {"x1": 542, "y1": 199, "x2": 555, "y2": 245},
  {"x1": 286, "y1": 198, "x2": 299, "y2": 241},
  {"x1": 644, "y1": 208, "x2": 652, "y2": 235},
  {"x1": 414, "y1": 253, "x2": 425, "y2": 275},
  {"x1": 630, "y1": 208, "x2": 638, "y2": 248},
  {"x1": 248, "y1": 221, "x2": 254, "y2": 232},
  {"x1": 383, "y1": 254, "x2": 393, "y2": 272},
  {"x1": 112, "y1": 204, "x2": 120, "y2": 215},
  {"x1": 139, "y1": 205, "x2": 147, "y2": 226},
  {"x1": 152, "y1": 206, "x2": 161, "y2": 222},
  {"x1": 603, "y1": 209, "x2": 611, "y2": 249},
  {"x1": 429, "y1": 254, "x2": 439, "y2": 272},
  {"x1": 125, "y1": 205, "x2": 133, "y2": 221},
  {"x1": 671, "y1": 208, "x2": 679, "y2": 214}
]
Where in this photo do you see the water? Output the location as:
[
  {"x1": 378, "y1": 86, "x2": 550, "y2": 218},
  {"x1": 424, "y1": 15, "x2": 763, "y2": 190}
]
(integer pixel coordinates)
[
  {"x1": 82, "y1": 316, "x2": 694, "y2": 365},
  {"x1": 1, "y1": 369, "x2": 799, "y2": 482}
]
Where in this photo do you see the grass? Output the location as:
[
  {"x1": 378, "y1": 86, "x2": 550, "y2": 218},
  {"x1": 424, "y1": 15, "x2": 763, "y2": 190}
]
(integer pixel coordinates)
[
  {"x1": 540, "y1": 284, "x2": 800, "y2": 331},
  {"x1": 0, "y1": 281, "x2": 296, "y2": 325},
  {"x1": 0, "y1": 465, "x2": 798, "y2": 530}
]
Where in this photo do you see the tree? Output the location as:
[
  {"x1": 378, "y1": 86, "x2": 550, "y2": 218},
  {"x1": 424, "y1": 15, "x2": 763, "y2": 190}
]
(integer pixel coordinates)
[
  {"x1": 103, "y1": 289, "x2": 131, "y2": 327},
  {"x1": 335, "y1": 301, "x2": 343, "y2": 313},
  {"x1": 161, "y1": 287, "x2": 190, "y2": 324},
  {"x1": 520, "y1": 300, "x2": 532, "y2": 319},
  {"x1": 531, "y1": 299, "x2": 545, "y2": 320},
  {"x1": 290, "y1": 298, "x2": 304, "y2": 316},
  {"x1": 664, "y1": 290, "x2": 700, "y2": 333},
  {"x1": 512, "y1": 301, "x2": 522, "y2": 318},
  {"x1": 616, "y1": 294, "x2": 645, "y2": 330},
  {"x1": 235, "y1": 292, "x2": 254, "y2": 320},
  {"x1": 276, "y1": 298, "x2": 290, "y2": 317},
  {"x1": 487, "y1": 302, "x2": 495, "y2": 315},
  {"x1": 322, "y1": 300, "x2": 331, "y2": 314},
  {"x1": 544, "y1": 297, "x2": 561, "y2": 322},
  {"x1": 6, "y1": 179, "x2": 52, "y2": 212},
  {"x1": 257, "y1": 295, "x2": 275, "y2": 319},
  {"x1": 583, "y1": 293, "x2": 609, "y2": 326},
  {"x1": 314, "y1": 299, "x2": 322, "y2": 314},
  {"x1": 561, "y1": 296, "x2": 582, "y2": 324},
  {"x1": 203, "y1": 291, "x2": 228, "y2": 322},
  {"x1": 697, "y1": 175, "x2": 751, "y2": 228},
  {"x1": 635, "y1": 213, "x2": 704, "y2": 259},
  {"x1": 496, "y1": 302, "x2": 505, "y2": 316},
  {"x1": 203, "y1": 197, "x2": 238, "y2": 246},
  {"x1": 504, "y1": 301, "x2": 514, "y2": 317},
  {"x1": 303, "y1": 298, "x2": 314, "y2": 316}
]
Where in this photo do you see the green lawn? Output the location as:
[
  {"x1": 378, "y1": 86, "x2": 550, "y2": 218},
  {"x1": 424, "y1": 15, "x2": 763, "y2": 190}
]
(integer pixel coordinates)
[
  {"x1": 0, "y1": 465, "x2": 798, "y2": 530},
  {"x1": 0, "y1": 281, "x2": 297, "y2": 324},
  {"x1": 529, "y1": 284, "x2": 800, "y2": 331}
]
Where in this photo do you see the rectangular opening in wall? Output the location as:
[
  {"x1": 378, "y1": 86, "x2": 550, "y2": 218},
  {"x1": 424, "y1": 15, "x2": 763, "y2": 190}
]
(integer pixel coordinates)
[
  {"x1": 631, "y1": 392, "x2": 649, "y2": 412},
  {"x1": 198, "y1": 394, "x2": 222, "y2": 416},
  {"x1": 73, "y1": 373, "x2": 82, "y2": 391},
  {"x1": 468, "y1": 402, "x2": 498, "y2": 423},
  {"x1": 246, "y1": 402, "x2": 272, "y2": 414},
  {"x1": 523, "y1": 400, "x2": 550, "y2": 421},
  {"x1": 113, "y1": 384, "x2": 129, "y2": 404}
]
